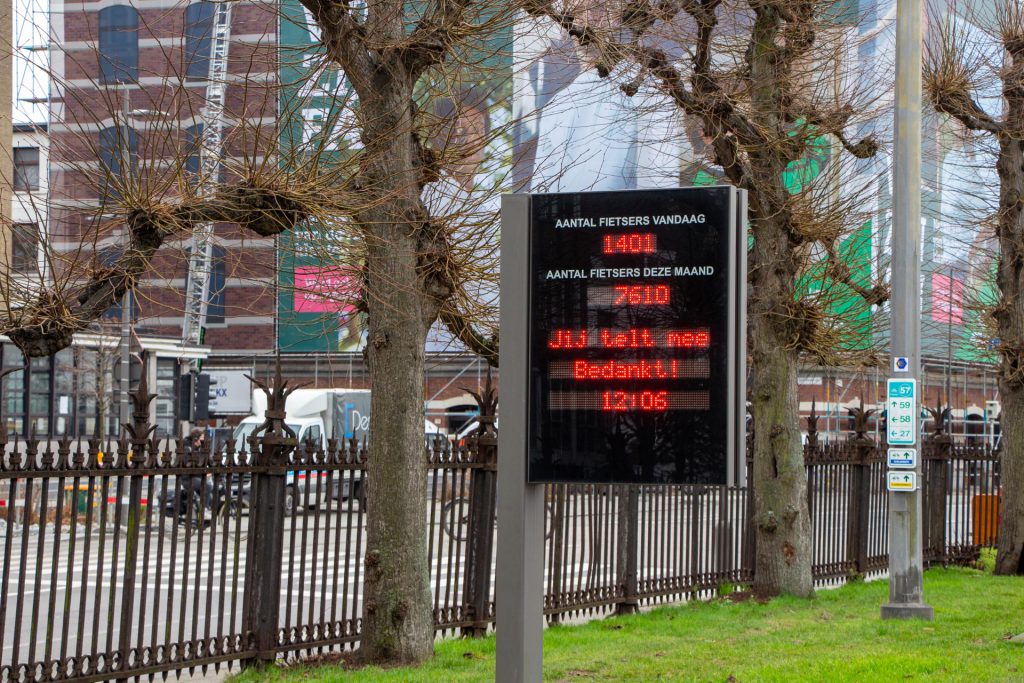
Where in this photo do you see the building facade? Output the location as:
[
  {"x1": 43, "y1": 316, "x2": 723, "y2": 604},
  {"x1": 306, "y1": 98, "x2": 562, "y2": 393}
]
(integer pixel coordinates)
[{"x1": 15, "y1": 0, "x2": 1004, "y2": 441}]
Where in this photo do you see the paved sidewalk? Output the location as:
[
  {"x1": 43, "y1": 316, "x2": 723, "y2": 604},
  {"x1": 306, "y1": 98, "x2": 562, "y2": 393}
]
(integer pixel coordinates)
[{"x1": 179, "y1": 666, "x2": 236, "y2": 682}]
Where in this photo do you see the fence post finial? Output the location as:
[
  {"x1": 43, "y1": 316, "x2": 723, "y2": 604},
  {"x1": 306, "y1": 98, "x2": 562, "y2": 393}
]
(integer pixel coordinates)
[
  {"x1": 850, "y1": 399, "x2": 876, "y2": 441},
  {"x1": 245, "y1": 353, "x2": 308, "y2": 466},
  {"x1": 123, "y1": 352, "x2": 156, "y2": 467},
  {"x1": 806, "y1": 398, "x2": 819, "y2": 448}
]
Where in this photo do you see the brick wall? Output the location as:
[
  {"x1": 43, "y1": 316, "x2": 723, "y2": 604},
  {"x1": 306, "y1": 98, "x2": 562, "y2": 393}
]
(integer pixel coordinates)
[{"x1": 52, "y1": 0, "x2": 280, "y2": 356}]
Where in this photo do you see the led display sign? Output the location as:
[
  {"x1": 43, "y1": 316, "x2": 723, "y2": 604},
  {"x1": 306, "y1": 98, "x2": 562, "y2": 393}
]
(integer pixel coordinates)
[{"x1": 527, "y1": 187, "x2": 745, "y2": 484}]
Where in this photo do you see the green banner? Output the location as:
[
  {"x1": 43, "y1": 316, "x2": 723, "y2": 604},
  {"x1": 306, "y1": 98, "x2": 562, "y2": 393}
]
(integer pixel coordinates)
[
  {"x1": 277, "y1": 0, "x2": 364, "y2": 352},
  {"x1": 277, "y1": 2, "x2": 512, "y2": 353}
]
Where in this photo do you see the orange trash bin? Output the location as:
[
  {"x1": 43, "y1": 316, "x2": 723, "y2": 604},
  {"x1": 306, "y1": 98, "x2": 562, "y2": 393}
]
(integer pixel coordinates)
[{"x1": 972, "y1": 494, "x2": 1002, "y2": 546}]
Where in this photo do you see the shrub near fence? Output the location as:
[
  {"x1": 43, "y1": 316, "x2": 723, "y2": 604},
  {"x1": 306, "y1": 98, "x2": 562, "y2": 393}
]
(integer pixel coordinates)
[{"x1": 0, "y1": 377, "x2": 999, "y2": 682}]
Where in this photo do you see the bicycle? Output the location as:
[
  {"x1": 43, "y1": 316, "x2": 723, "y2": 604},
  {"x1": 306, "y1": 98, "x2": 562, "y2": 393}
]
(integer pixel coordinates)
[
  {"x1": 440, "y1": 496, "x2": 555, "y2": 542},
  {"x1": 160, "y1": 473, "x2": 250, "y2": 539}
]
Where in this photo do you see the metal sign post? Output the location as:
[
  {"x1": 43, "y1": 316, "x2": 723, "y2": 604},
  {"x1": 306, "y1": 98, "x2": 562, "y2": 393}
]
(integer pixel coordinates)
[
  {"x1": 496, "y1": 194, "x2": 545, "y2": 683},
  {"x1": 882, "y1": 0, "x2": 932, "y2": 621},
  {"x1": 496, "y1": 188, "x2": 746, "y2": 680}
]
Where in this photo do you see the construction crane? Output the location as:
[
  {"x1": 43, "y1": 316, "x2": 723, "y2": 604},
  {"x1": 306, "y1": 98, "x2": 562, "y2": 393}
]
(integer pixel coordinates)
[{"x1": 181, "y1": 1, "x2": 232, "y2": 371}]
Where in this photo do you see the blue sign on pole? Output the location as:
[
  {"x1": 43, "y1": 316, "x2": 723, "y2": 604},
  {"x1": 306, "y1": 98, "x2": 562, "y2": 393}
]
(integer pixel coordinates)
[{"x1": 887, "y1": 448, "x2": 917, "y2": 469}]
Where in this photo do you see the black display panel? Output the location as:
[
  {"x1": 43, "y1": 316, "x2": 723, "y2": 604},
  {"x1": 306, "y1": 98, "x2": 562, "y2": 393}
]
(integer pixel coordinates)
[{"x1": 527, "y1": 187, "x2": 739, "y2": 484}]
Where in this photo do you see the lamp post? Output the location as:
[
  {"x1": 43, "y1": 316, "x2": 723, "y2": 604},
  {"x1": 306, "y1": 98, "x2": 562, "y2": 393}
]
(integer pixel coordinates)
[{"x1": 882, "y1": 0, "x2": 933, "y2": 621}]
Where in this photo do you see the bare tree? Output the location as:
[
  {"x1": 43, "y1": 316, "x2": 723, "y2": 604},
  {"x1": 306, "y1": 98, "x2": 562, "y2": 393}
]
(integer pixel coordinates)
[
  {"x1": 925, "y1": 0, "x2": 1024, "y2": 575},
  {"x1": 0, "y1": 0, "x2": 512, "y2": 665},
  {"x1": 523, "y1": 0, "x2": 887, "y2": 596}
]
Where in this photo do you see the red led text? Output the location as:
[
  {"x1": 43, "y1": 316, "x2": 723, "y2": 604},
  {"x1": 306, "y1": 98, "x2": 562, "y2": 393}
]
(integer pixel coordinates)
[
  {"x1": 602, "y1": 390, "x2": 669, "y2": 411},
  {"x1": 666, "y1": 330, "x2": 710, "y2": 348},
  {"x1": 602, "y1": 233, "x2": 656, "y2": 254},
  {"x1": 574, "y1": 359, "x2": 682, "y2": 380},
  {"x1": 601, "y1": 328, "x2": 655, "y2": 348},
  {"x1": 614, "y1": 284, "x2": 670, "y2": 305},
  {"x1": 548, "y1": 328, "x2": 711, "y2": 349}
]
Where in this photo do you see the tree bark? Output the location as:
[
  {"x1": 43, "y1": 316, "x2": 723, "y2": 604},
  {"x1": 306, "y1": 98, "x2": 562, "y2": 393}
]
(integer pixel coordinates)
[
  {"x1": 995, "y1": 386, "x2": 1024, "y2": 574},
  {"x1": 748, "y1": 215, "x2": 814, "y2": 598},
  {"x1": 361, "y1": 252, "x2": 436, "y2": 661},
  {"x1": 994, "y1": 135, "x2": 1024, "y2": 576},
  {"x1": 743, "y1": 2, "x2": 815, "y2": 598},
  {"x1": 351, "y1": 48, "x2": 441, "y2": 661}
]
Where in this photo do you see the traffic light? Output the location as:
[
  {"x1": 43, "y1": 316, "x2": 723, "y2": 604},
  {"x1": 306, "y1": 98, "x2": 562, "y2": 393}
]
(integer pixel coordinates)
[
  {"x1": 178, "y1": 372, "x2": 216, "y2": 422},
  {"x1": 177, "y1": 372, "x2": 195, "y2": 422},
  {"x1": 195, "y1": 373, "x2": 212, "y2": 420}
]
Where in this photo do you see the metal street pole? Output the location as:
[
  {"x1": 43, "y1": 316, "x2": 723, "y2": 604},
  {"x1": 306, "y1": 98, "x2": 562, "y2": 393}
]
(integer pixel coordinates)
[
  {"x1": 882, "y1": 0, "x2": 933, "y2": 621},
  {"x1": 119, "y1": 86, "x2": 131, "y2": 433},
  {"x1": 495, "y1": 193, "x2": 544, "y2": 683}
]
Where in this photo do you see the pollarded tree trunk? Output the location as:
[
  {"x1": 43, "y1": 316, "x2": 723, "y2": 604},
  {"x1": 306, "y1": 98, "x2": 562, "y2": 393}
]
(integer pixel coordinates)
[
  {"x1": 994, "y1": 135, "x2": 1024, "y2": 576},
  {"x1": 361, "y1": 241, "x2": 436, "y2": 660},
  {"x1": 995, "y1": 385, "x2": 1024, "y2": 574},
  {"x1": 529, "y1": 0, "x2": 879, "y2": 600},
  {"x1": 355, "y1": 68, "x2": 439, "y2": 663},
  {"x1": 748, "y1": 212, "x2": 814, "y2": 598},
  {"x1": 743, "y1": 2, "x2": 815, "y2": 597}
]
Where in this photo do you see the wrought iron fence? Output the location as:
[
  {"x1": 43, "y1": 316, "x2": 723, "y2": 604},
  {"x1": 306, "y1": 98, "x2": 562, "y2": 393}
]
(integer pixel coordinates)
[{"x1": 0, "y1": 381, "x2": 1000, "y2": 682}]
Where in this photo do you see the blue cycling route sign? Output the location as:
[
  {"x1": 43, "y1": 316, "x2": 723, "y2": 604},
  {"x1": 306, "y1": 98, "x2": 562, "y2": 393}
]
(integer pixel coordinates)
[{"x1": 886, "y1": 378, "x2": 917, "y2": 447}]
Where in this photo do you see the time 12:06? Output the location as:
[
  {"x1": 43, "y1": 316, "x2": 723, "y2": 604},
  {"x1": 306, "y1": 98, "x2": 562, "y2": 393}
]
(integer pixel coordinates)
[{"x1": 602, "y1": 390, "x2": 668, "y2": 411}]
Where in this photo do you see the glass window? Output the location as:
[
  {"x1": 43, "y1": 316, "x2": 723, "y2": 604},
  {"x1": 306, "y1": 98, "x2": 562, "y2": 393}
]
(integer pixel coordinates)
[
  {"x1": 75, "y1": 348, "x2": 96, "y2": 437},
  {"x1": 184, "y1": 244, "x2": 227, "y2": 325},
  {"x1": 13, "y1": 147, "x2": 39, "y2": 191},
  {"x1": 54, "y1": 348, "x2": 73, "y2": 436},
  {"x1": 184, "y1": 2, "x2": 216, "y2": 80},
  {"x1": 28, "y1": 356, "x2": 50, "y2": 434},
  {"x1": 3, "y1": 346, "x2": 25, "y2": 436},
  {"x1": 98, "y1": 125, "x2": 139, "y2": 201},
  {"x1": 208, "y1": 246, "x2": 226, "y2": 324},
  {"x1": 184, "y1": 123, "x2": 202, "y2": 182},
  {"x1": 74, "y1": 347, "x2": 116, "y2": 437},
  {"x1": 11, "y1": 223, "x2": 39, "y2": 273},
  {"x1": 98, "y1": 5, "x2": 139, "y2": 84},
  {"x1": 305, "y1": 424, "x2": 321, "y2": 446}
]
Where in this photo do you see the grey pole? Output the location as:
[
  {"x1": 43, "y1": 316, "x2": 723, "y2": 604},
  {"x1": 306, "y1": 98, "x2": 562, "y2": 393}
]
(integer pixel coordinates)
[
  {"x1": 119, "y1": 87, "x2": 132, "y2": 433},
  {"x1": 495, "y1": 193, "x2": 545, "y2": 682},
  {"x1": 882, "y1": 0, "x2": 933, "y2": 621}
]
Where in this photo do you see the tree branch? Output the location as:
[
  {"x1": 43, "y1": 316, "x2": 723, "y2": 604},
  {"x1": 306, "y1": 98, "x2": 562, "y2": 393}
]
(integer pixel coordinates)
[
  {"x1": 825, "y1": 257, "x2": 890, "y2": 307},
  {"x1": 526, "y1": 0, "x2": 764, "y2": 150},
  {"x1": 298, "y1": 0, "x2": 378, "y2": 92},
  {"x1": 4, "y1": 183, "x2": 313, "y2": 358},
  {"x1": 923, "y1": 26, "x2": 1004, "y2": 135},
  {"x1": 928, "y1": 85, "x2": 1004, "y2": 134},
  {"x1": 439, "y1": 307, "x2": 498, "y2": 366},
  {"x1": 401, "y1": 0, "x2": 479, "y2": 76}
]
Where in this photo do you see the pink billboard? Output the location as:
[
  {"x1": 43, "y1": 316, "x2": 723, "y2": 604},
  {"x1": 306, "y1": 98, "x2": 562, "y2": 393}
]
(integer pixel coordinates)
[
  {"x1": 931, "y1": 273, "x2": 964, "y2": 324},
  {"x1": 293, "y1": 266, "x2": 358, "y2": 313}
]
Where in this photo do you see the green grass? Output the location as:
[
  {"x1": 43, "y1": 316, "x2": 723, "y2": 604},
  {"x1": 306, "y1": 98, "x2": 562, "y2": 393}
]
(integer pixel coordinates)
[{"x1": 234, "y1": 555, "x2": 1024, "y2": 682}]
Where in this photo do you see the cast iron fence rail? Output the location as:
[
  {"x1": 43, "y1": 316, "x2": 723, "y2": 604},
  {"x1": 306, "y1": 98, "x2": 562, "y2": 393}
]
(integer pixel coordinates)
[{"x1": 0, "y1": 384, "x2": 999, "y2": 682}]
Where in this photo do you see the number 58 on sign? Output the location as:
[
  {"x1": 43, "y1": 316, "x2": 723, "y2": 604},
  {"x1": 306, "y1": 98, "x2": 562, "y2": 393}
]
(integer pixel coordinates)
[{"x1": 887, "y1": 379, "x2": 916, "y2": 446}]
